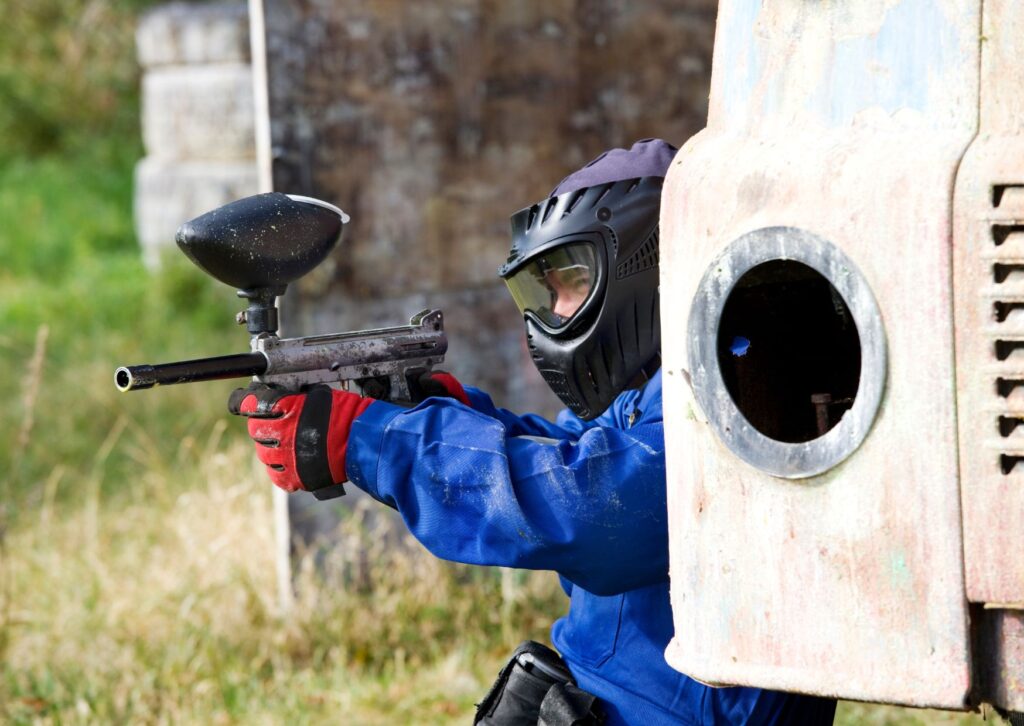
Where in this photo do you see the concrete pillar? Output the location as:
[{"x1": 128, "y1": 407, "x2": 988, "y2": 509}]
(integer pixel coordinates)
[{"x1": 134, "y1": 2, "x2": 258, "y2": 267}]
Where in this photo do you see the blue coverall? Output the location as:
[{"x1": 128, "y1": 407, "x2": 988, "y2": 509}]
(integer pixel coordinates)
[{"x1": 345, "y1": 370, "x2": 836, "y2": 725}]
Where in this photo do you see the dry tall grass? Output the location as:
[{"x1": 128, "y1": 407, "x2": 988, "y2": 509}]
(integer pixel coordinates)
[{"x1": 1, "y1": 433, "x2": 562, "y2": 724}]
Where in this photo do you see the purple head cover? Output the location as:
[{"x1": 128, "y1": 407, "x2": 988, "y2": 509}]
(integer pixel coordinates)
[{"x1": 551, "y1": 138, "x2": 678, "y2": 197}]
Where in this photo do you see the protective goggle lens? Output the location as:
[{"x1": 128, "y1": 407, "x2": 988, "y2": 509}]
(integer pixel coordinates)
[{"x1": 504, "y1": 243, "x2": 597, "y2": 328}]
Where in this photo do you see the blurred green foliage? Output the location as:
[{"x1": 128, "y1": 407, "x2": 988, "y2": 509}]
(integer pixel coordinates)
[
  {"x1": 0, "y1": 0, "x2": 240, "y2": 515},
  {"x1": 0, "y1": 0, "x2": 166, "y2": 157}
]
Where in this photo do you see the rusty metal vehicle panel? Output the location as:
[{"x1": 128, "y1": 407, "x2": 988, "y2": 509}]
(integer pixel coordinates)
[
  {"x1": 660, "y1": 0, "x2": 981, "y2": 709},
  {"x1": 952, "y1": 0, "x2": 1024, "y2": 711},
  {"x1": 953, "y1": 0, "x2": 1024, "y2": 611}
]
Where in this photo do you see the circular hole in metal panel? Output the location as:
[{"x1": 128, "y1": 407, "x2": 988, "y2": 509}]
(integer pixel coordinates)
[
  {"x1": 687, "y1": 227, "x2": 886, "y2": 479},
  {"x1": 718, "y1": 260, "x2": 861, "y2": 443}
]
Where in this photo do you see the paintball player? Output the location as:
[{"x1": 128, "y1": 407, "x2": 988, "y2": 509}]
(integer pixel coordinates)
[{"x1": 230, "y1": 139, "x2": 837, "y2": 725}]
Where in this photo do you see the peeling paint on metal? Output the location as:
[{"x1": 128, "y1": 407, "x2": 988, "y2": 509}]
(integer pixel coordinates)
[{"x1": 661, "y1": 0, "x2": 980, "y2": 709}]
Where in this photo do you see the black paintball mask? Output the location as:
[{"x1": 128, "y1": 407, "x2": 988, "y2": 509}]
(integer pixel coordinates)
[{"x1": 500, "y1": 176, "x2": 663, "y2": 420}]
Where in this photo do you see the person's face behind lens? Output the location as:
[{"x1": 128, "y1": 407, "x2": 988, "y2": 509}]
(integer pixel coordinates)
[{"x1": 546, "y1": 266, "x2": 592, "y2": 320}]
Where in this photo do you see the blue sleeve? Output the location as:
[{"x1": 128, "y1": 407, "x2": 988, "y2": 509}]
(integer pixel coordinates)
[
  {"x1": 345, "y1": 397, "x2": 668, "y2": 596},
  {"x1": 462, "y1": 385, "x2": 597, "y2": 440}
]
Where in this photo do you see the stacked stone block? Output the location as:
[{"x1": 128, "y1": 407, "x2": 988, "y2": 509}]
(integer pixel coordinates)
[{"x1": 134, "y1": 1, "x2": 258, "y2": 267}]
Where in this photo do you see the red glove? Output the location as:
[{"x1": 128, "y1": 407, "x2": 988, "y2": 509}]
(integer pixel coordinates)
[
  {"x1": 228, "y1": 383, "x2": 374, "y2": 498},
  {"x1": 415, "y1": 370, "x2": 470, "y2": 406}
]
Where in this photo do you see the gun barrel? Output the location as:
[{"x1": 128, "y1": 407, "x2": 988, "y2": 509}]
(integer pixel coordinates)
[{"x1": 115, "y1": 353, "x2": 268, "y2": 392}]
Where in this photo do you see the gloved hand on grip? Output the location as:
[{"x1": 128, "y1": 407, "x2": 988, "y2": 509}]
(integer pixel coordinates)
[
  {"x1": 414, "y1": 370, "x2": 470, "y2": 406},
  {"x1": 228, "y1": 383, "x2": 375, "y2": 498}
]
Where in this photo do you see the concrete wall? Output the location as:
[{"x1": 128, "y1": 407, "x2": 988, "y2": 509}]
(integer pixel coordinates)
[
  {"x1": 251, "y1": 0, "x2": 717, "y2": 558},
  {"x1": 257, "y1": 0, "x2": 716, "y2": 413}
]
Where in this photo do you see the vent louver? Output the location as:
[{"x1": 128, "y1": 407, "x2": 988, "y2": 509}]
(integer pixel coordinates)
[{"x1": 986, "y1": 184, "x2": 1024, "y2": 474}]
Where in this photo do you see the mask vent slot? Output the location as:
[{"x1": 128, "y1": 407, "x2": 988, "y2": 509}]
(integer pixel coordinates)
[
  {"x1": 525, "y1": 205, "x2": 539, "y2": 230},
  {"x1": 563, "y1": 189, "x2": 587, "y2": 217},
  {"x1": 538, "y1": 369, "x2": 588, "y2": 419},
  {"x1": 591, "y1": 183, "x2": 614, "y2": 208},
  {"x1": 526, "y1": 333, "x2": 543, "y2": 363},
  {"x1": 542, "y1": 197, "x2": 558, "y2": 225},
  {"x1": 616, "y1": 228, "x2": 659, "y2": 279}
]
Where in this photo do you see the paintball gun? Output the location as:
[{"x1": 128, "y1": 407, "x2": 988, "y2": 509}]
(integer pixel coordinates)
[{"x1": 115, "y1": 192, "x2": 448, "y2": 496}]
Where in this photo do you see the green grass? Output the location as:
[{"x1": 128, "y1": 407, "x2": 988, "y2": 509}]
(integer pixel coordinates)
[
  {"x1": 835, "y1": 703, "x2": 999, "y2": 726},
  {"x1": 0, "y1": 0, "x2": 161, "y2": 158},
  {"x1": 0, "y1": 144, "x2": 244, "y2": 516}
]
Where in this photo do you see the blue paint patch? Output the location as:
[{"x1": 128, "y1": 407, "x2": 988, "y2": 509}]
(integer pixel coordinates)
[
  {"x1": 730, "y1": 335, "x2": 752, "y2": 357},
  {"x1": 823, "y1": 0, "x2": 965, "y2": 126},
  {"x1": 718, "y1": 0, "x2": 765, "y2": 125},
  {"x1": 713, "y1": 0, "x2": 976, "y2": 130},
  {"x1": 889, "y1": 550, "x2": 912, "y2": 589}
]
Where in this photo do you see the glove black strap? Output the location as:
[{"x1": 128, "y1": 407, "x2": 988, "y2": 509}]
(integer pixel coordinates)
[
  {"x1": 228, "y1": 382, "x2": 346, "y2": 499},
  {"x1": 293, "y1": 384, "x2": 342, "y2": 496}
]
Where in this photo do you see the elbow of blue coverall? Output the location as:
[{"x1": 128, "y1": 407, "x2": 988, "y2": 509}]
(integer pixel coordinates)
[{"x1": 346, "y1": 398, "x2": 670, "y2": 596}]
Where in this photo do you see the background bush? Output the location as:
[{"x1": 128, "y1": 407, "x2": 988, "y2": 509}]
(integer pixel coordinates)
[
  {"x1": 0, "y1": 0, "x2": 236, "y2": 514},
  {"x1": 0, "y1": 0, "x2": 159, "y2": 157}
]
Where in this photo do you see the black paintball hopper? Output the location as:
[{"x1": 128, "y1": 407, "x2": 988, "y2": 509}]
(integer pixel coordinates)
[
  {"x1": 175, "y1": 192, "x2": 348, "y2": 290},
  {"x1": 175, "y1": 192, "x2": 349, "y2": 336}
]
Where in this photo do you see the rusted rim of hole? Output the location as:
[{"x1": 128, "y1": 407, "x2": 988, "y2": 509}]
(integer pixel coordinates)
[{"x1": 687, "y1": 226, "x2": 887, "y2": 479}]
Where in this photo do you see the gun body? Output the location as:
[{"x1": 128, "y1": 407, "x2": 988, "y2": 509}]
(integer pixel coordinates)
[
  {"x1": 116, "y1": 194, "x2": 450, "y2": 404},
  {"x1": 116, "y1": 309, "x2": 447, "y2": 402}
]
